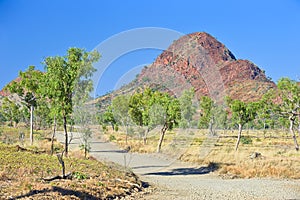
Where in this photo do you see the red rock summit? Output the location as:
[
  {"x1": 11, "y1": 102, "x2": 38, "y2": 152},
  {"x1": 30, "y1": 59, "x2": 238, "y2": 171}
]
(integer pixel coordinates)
[{"x1": 137, "y1": 32, "x2": 275, "y2": 102}]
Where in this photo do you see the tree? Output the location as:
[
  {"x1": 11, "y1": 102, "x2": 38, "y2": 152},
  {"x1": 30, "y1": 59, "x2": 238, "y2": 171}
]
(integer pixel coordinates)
[
  {"x1": 198, "y1": 96, "x2": 215, "y2": 135},
  {"x1": 0, "y1": 97, "x2": 21, "y2": 127},
  {"x1": 226, "y1": 97, "x2": 258, "y2": 151},
  {"x1": 103, "y1": 106, "x2": 117, "y2": 130},
  {"x1": 151, "y1": 91, "x2": 181, "y2": 153},
  {"x1": 129, "y1": 88, "x2": 153, "y2": 144},
  {"x1": 43, "y1": 48, "x2": 100, "y2": 156},
  {"x1": 256, "y1": 91, "x2": 277, "y2": 137},
  {"x1": 277, "y1": 78, "x2": 300, "y2": 151},
  {"x1": 111, "y1": 95, "x2": 131, "y2": 144},
  {"x1": 73, "y1": 104, "x2": 92, "y2": 158},
  {"x1": 6, "y1": 66, "x2": 43, "y2": 145},
  {"x1": 179, "y1": 89, "x2": 196, "y2": 128}
]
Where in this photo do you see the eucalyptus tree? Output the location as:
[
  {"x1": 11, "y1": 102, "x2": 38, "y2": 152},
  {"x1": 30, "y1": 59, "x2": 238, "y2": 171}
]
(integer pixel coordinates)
[
  {"x1": 111, "y1": 95, "x2": 131, "y2": 144},
  {"x1": 198, "y1": 96, "x2": 215, "y2": 135},
  {"x1": 0, "y1": 97, "x2": 21, "y2": 127},
  {"x1": 276, "y1": 78, "x2": 300, "y2": 151},
  {"x1": 43, "y1": 48, "x2": 100, "y2": 156},
  {"x1": 6, "y1": 66, "x2": 43, "y2": 144},
  {"x1": 151, "y1": 91, "x2": 181, "y2": 153},
  {"x1": 226, "y1": 97, "x2": 258, "y2": 150},
  {"x1": 129, "y1": 88, "x2": 153, "y2": 144},
  {"x1": 103, "y1": 106, "x2": 117, "y2": 131},
  {"x1": 179, "y1": 88, "x2": 196, "y2": 128}
]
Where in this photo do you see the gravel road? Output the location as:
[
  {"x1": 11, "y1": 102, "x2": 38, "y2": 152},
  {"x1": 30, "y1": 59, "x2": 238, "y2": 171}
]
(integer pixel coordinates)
[{"x1": 57, "y1": 132, "x2": 300, "y2": 200}]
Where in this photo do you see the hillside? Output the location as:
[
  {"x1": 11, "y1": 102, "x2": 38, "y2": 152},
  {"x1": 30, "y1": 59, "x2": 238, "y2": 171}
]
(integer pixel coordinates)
[
  {"x1": 93, "y1": 32, "x2": 276, "y2": 107},
  {"x1": 135, "y1": 32, "x2": 275, "y2": 102}
]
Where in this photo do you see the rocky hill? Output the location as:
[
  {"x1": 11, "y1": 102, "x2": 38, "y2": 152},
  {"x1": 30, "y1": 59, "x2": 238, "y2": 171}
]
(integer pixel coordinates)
[{"x1": 115, "y1": 32, "x2": 276, "y2": 103}]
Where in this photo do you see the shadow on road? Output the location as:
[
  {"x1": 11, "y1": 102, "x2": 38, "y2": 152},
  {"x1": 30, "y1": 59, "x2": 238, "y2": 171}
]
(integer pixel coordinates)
[
  {"x1": 143, "y1": 162, "x2": 218, "y2": 176},
  {"x1": 91, "y1": 150, "x2": 128, "y2": 153},
  {"x1": 132, "y1": 165, "x2": 170, "y2": 170}
]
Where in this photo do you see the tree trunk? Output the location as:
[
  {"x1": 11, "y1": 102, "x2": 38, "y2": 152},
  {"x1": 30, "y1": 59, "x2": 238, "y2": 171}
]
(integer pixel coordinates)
[
  {"x1": 209, "y1": 117, "x2": 215, "y2": 136},
  {"x1": 289, "y1": 116, "x2": 299, "y2": 151},
  {"x1": 157, "y1": 124, "x2": 168, "y2": 153},
  {"x1": 51, "y1": 116, "x2": 56, "y2": 155},
  {"x1": 143, "y1": 127, "x2": 149, "y2": 145},
  {"x1": 235, "y1": 123, "x2": 243, "y2": 151},
  {"x1": 125, "y1": 125, "x2": 128, "y2": 145},
  {"x1": 298, "y1": 115, "x2": 300, "y2": 137},
  {"x1": 63, "y1": 116, "x2": 68, "y2": 156},
  {"x1": 57, "y1": 153, "x2": 66, "y2": 178},
  {"x1": 30, "y1": 105, "x2": 34, "y2": 145}
]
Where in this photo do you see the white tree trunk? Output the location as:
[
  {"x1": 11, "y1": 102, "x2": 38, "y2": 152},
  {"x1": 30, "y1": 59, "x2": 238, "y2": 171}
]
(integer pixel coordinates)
[
  {"x1": 235, "y1": 123, "x2": 243, "y2": 151},
  {"x1": 289, "y1": 116, "x2": 299, "y2": 151},
  {"x1": 30, "y1": 105, "x2": 34, "y2": 145}
]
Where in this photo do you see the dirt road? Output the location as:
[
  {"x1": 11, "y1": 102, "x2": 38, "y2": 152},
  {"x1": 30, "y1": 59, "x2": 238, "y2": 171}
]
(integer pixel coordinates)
[{"x1": 57, "y1": 132, "x2": 300, "y2": 200}]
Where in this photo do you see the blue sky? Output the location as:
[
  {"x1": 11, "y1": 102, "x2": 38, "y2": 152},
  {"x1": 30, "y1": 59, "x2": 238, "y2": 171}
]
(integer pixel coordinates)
[{"x1": 0, "y1": 0, "x2": 300, "y2": 96}]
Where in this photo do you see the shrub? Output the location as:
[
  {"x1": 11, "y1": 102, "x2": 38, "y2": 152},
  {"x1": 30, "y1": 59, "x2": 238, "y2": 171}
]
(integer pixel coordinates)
[
  {"x1": 73, "y1": 172, "x2": 88, "y2": 180},
  {"x1": 109, "y1": 135, "x2": 116, "y2": 141},
  {"x1": 241, "y1": 136, "x2": 252, "y2": 145}
]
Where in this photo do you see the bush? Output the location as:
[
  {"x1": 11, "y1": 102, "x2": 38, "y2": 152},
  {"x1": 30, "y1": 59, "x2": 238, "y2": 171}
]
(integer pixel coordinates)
[
  {"x1": 109, "y1": 135, "x2": 116, "y2": 141},
  {"x1": 241, "y1": 136, "x2": 252, "y2": 145},
  {"x1": 73, "y1": 172, "x2": 88, "y2": 180}
]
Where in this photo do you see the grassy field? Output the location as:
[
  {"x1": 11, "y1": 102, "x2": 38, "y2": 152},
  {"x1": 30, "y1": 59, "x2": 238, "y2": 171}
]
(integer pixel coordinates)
[
  {"x1": 104, "y1": 126, "x2": 300, "y2": 179},
  {"x1": 0, "y1": 126, "x2": 144, "y2": 199}
]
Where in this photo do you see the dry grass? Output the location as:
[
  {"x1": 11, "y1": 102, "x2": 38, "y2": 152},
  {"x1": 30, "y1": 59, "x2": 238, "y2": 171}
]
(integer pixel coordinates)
[
  {"x1": 106, "y1": 127, "x2": 300, "y2": 179},
  {"x1": 0, "y1": 142, "x2": 144, "y2": 199}
]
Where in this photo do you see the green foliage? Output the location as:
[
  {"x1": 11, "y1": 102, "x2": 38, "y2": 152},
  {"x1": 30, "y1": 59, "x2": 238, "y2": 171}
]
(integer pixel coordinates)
[
  {"x1": 240, "y1": 136, "x2": 252, "y2": 145},
  {"x1": 226, "y1": 97, "x2": 258, "y2": 126},
  {"x1": 103, "y1": 106, "x2": 117, "y2": 130},
  {"x1": 109, "y1": 135, "x2": 116, "y2": 141},
  {"x1": 0, "y1": 97, "x2": 21, "y2": 126},
  {"x1": 179, "y1": 88, "x2": 196, "y2": 128},
  {"x1": 112, "y1": 95, "x2": 131, "y2": 127},
  {"x1": 43, "y1": 48, "x2": 100, "y2": 118},
  {"x1": 43, "y1": 48, "x2": 100, "y2": 154},
  {"x1": 198, "y1": 96, "x2": 214, "y2": 128},
  {"x1": 73, "y1": 171, "x2": 88, "y2": 180}
]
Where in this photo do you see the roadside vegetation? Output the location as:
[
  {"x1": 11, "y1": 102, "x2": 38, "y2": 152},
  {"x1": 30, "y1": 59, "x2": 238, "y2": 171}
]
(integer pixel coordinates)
[
  {"x1": 102, "y1": 127, "x2": 300, "y2": 179},
  {"x1": 0, "y1": 141, "x2": 143, "y2": 199},
  {"x1": 0, "y1": 48, "x2": 145, "y2": 199},
  {"x1": 97, "y1": 78, "x2": 300, "y2": 179}
]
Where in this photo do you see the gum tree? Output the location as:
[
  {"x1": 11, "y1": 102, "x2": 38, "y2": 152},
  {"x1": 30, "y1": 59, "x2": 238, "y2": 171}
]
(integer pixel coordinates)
[
  {"x1": 111, "y1": 95, "x2": 131, "y2": 144},
  {"x1": 129, "y1": 88, "x2": 153, "y2": 144},
  {"x1": 44, "y1": 48, "x2": 100, "y2": 156},
  {"x1": 277, "y1": 78, "x2": 300, "y2": 151},
  {"x1": 179, "y1": 88, "x2": 196, "y2": 128},
  {"x1": 151, "y1": 91, "x2": 181, "y2": 153},
  {"x1": 6, "y1": 66, "x2": 43, "y2": 145},
  {"x1": 226, "y1": 97, "x2": 258, "y2": 151}
]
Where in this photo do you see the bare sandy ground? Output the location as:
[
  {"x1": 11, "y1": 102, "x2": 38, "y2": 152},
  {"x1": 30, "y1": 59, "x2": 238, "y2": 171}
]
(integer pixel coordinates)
[{"x1": 57, "y1": 132, "x2": 300, "y2": 200}]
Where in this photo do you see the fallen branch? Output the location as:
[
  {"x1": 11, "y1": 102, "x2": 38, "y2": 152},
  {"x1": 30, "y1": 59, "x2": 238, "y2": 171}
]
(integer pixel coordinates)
[
  {"x1": 16, "y1": 145, "x2": 46, "y2": 154},
  {"x1": 43, "y1": 172, "x2": 72, "y2": 181}
]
